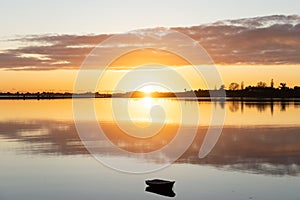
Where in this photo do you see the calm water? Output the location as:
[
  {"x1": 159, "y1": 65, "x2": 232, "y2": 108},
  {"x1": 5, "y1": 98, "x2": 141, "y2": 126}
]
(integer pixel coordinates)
[{"x1": 1, "y1": 98, "x2": 300, "y2": 200}]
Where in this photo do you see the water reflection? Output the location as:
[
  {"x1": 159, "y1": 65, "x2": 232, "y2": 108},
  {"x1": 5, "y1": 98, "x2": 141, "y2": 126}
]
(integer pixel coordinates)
[
  {"x1": 227, "y1": 100, "x2": 295, "y2": 114},
  {"x1": 1, "y1": 119, "x2": 300, "y2": 176},
  {"x1": 145, "y1": 186, "x2": 176, "y2": 197},
  {"x1": 0, "y1": 120, "x2": 87, "y2": 155}
]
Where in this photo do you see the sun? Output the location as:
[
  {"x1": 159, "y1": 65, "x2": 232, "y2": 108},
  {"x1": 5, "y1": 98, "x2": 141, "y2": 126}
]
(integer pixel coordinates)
[
  {"x1": 140, "y1": 85, "x2": 154, "y2": 95},
  {"x1": 139, "y1": 85, "x2": 170, "y2": 97}
]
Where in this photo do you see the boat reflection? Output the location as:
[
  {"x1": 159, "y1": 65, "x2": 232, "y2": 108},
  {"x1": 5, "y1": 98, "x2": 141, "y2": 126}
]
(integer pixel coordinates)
[{"x1": 145, "y1": 186, "x2": 176, "y2": 197}]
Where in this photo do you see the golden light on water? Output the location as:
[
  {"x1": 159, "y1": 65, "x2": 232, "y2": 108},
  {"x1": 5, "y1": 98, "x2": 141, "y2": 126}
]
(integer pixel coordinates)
[{"x1": 142, "y1": 97, "x2": 153, "y2": 109}]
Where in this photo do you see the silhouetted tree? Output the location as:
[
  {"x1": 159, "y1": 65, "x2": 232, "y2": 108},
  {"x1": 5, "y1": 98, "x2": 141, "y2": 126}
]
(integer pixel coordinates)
[
  {"x1": 257, "y1": 81, "x2": 267, "y2": 88},
  {"x1": 270, "y1": 79, "x2": 274, "y2": 88},
  {"x1": 219, "y1": 84, "x2": 225, "y2": 90},
  {"x1": 280, "y1": 82, "x2": 287, "y2": 90},
  {"x1": 229, "y1": 82, "x2": 239, "y2": 90}
]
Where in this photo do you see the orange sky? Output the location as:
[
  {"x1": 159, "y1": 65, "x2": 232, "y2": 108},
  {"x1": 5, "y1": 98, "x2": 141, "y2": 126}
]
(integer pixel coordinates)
[
  {"x1": 1, "y1": 46, "x2": 299, "y2": 93},
  {"x1": 1, "y1": 15, "x2": 300, "y2": 93},
  {"x1": 1, "y1": 64, "x2": 300, "y2": 93},
  {"x1": 109, "y1": 48, "x2": 192, "y2": 67}
]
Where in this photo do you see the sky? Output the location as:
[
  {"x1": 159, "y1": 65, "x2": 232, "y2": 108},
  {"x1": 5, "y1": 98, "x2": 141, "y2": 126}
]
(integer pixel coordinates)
[
  {"x1": 1, "y1": 0, "x2": 300, "y2": 35},
  {"x1": 0, "y1": 0, "x2": 300, "y2": 92}
]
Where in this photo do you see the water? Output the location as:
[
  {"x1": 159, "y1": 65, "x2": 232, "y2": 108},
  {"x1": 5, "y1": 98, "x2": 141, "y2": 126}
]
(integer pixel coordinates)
[{"x1": 0, "y1": 98, "x2": 300, "y2": 200}]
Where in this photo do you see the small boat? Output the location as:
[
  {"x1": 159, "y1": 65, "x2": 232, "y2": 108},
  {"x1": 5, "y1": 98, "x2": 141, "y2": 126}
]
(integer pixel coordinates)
[{"x1": 145, "y1": 179, "x2": 175, "y2": 189}]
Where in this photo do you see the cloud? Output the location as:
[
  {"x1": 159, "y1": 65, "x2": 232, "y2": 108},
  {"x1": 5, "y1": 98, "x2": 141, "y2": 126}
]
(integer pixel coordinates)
[
  {"x1": 173, "y1": 15, "x2": 300, "y2": 65},
  {"x1": 1, "y1": 15, "x2": 300, "y2": 70}
]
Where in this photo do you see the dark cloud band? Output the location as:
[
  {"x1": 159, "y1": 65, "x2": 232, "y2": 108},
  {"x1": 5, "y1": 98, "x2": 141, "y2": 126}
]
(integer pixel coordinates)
[{"x1": 1, "y1": 15, "x2": 300, "y2": 70}]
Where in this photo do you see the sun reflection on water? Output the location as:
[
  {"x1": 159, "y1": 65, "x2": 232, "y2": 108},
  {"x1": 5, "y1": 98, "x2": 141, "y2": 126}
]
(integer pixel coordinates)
[{"x1": 143, "y1": 97, "x2": 153, "y2": 109}]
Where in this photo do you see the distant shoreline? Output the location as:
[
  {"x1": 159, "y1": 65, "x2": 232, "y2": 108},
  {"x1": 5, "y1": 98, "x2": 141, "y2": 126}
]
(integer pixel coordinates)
[
  {"x1": 1, "y1": 87, "x2": 300, "y2": 101},
  {"x1": 1, "y1": 95, "x2": 300, "y2": 102}
]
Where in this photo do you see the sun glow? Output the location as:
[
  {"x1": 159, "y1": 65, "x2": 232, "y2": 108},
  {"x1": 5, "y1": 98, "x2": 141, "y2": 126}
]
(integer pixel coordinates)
[{"x1": 140, "y1": 85, "x2": 154, "y2": 95}]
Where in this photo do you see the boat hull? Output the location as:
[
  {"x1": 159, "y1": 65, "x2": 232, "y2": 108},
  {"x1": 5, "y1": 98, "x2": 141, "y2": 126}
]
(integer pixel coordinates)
[{"x1": 145, "y1": 179, "x2": 175, "y2": 190}]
